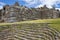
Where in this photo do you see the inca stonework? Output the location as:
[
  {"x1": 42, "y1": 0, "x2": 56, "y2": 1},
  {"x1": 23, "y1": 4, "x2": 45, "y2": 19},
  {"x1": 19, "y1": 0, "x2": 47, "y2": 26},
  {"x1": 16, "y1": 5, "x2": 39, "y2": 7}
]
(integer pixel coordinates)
[{"x1": 0, "y1": 2, "x2": 60, "y2": 22}]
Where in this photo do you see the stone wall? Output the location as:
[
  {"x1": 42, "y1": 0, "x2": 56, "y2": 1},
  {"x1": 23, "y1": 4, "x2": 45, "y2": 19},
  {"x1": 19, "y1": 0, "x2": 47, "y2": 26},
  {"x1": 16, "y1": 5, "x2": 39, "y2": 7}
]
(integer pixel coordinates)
[{"x1": 0, "y1": 2, "x2": 60, "y2": 22}]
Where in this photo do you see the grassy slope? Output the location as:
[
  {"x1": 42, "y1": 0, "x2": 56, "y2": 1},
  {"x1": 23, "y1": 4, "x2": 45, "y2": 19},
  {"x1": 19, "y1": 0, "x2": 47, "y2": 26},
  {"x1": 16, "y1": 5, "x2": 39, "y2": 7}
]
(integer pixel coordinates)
[{"x1": 0, "y1": 18, "x2": 60, "y2": 31}]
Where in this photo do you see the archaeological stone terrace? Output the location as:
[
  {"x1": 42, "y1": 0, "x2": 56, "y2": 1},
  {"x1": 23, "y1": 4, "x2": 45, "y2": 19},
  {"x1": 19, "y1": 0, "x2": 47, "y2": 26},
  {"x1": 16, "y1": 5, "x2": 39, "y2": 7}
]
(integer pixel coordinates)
[{"x1": 0, "y1": 2, "x2": 60, "y2": 22}]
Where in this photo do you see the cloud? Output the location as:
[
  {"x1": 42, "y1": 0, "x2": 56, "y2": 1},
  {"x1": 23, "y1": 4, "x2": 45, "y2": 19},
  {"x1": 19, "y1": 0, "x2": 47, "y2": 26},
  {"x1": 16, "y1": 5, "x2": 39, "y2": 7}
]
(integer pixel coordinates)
[
  {"x1": 36, "y1": 0, "x2": 60, "y2": 8},
  {"x1": 22, "y1": 0, "x2": 60, "y2": 9},
  {"x1": 0, "y1": 2, "x2": 6, "y2": 5},
  {"x1": 0, "y1": 2, "x2": 6, "y2": 9},
  {"x1": 0, "y1": 6, "x2": 3, "y2": 9},
  {"x1": 22, "y1": 0, "x2": 41, "y2": 7}
]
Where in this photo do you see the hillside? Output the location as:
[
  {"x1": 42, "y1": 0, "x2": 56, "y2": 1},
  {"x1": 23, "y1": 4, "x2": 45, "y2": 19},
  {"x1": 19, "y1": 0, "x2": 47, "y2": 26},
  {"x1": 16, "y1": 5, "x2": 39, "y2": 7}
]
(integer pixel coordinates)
[
  {"x1": 0, "y1": 1, "x2": 60, "y2": 40},
  {"x1": 0, "y1": 18, "x2": 60, "y2": 30}
]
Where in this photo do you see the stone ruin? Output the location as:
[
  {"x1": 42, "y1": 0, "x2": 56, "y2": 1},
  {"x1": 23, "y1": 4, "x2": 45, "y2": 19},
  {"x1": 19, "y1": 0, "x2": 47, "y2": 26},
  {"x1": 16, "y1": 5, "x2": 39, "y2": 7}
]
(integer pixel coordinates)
[{"x1": 0, "y1": 2, "x2": 60, "y2": 22}]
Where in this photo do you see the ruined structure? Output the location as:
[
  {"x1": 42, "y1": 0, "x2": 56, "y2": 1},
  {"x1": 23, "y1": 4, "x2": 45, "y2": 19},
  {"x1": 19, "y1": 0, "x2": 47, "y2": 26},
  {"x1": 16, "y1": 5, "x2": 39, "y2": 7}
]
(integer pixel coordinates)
[{"x1": 0, "y1": 2, "x2": 60, "y2": 22}]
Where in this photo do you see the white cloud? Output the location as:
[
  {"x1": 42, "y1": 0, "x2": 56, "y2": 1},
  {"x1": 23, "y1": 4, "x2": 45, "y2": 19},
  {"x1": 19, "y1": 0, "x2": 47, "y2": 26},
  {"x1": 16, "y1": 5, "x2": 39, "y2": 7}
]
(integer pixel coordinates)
[
  {"x1": 56, "y1": 8, "x2": 60, "y2": 10},
  {"x1": 0, "y1": 2, "x2": 6, "y2": 9},
  {"x1": 36, "y1": 0, "x2": 60, "y2": 8},
  {"x1": 22, "y1": 0, "x2": 40, "y2": 7},
  {"x1": 0, "y1": 2, "x2": 6, "y2": 5},
  {"x1": 22, "y1": 0, "x2": 60, "y2": 9},
  {"x1": 0, "y1": 6, "x2": 3, "y2": 9}
]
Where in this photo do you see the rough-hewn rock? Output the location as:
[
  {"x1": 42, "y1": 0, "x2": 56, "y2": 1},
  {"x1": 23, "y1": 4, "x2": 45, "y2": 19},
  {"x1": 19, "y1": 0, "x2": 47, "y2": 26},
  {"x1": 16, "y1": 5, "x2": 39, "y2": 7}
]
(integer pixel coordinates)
[{"x1": 0, "y1": 2, "x2": 60, "y2": 22}]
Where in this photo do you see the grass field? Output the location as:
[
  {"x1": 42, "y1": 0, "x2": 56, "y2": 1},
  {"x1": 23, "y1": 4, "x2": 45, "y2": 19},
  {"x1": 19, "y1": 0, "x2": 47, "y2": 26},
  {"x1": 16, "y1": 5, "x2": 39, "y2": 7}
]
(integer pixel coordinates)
[
  {"x1": 0, "y1": 18, "x2": 60, "y2": 40},
  {"x1": 0, "y1": 18, "x2": 60, "y2": 31}
]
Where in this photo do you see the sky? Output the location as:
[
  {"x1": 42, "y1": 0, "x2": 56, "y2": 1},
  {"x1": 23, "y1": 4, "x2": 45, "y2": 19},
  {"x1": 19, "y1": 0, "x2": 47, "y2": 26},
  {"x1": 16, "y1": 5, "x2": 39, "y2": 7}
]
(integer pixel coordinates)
[{"x1": 0, "y1": 0, "x2": 60, "y2": 9}]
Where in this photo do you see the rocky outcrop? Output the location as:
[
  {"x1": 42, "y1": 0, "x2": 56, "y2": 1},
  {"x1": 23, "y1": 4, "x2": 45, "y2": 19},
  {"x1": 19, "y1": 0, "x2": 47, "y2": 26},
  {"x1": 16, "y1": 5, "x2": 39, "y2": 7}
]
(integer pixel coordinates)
[{"x1": 0, "y1": 2, "x2": 60, "y2": 22}]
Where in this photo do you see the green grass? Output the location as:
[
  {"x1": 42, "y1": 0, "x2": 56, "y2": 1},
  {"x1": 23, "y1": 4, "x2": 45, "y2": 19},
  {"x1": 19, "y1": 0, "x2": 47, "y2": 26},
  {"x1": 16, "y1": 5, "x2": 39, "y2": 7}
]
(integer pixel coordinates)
[
  {"x1": 0, "y1": 18, "x2": 60, "y2": 25},
  {"x1": 0, "y1": 25, "x2": 10, "y2": 32},
  {"x1": 0, "y1": 18, "x2": 60, "y2": 31}
]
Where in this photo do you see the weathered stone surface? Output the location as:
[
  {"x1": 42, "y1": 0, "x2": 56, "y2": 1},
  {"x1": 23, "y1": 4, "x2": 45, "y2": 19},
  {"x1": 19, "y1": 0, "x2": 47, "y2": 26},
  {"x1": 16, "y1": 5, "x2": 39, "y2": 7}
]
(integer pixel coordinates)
[{"x1": 0, "y1": 2, "x2": 60, "y2": 22}]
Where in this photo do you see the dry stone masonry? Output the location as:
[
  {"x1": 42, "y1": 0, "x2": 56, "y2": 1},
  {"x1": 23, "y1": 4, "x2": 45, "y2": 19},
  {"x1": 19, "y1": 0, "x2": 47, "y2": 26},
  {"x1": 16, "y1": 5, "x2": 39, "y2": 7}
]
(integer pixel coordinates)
[{"x1": 0, "y1": 2, "x2": 60, "y2": 22}]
